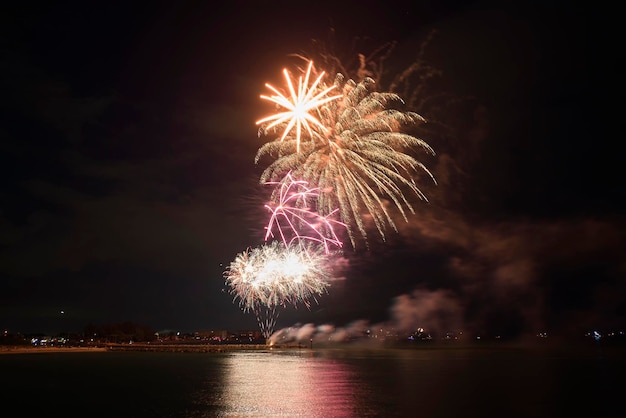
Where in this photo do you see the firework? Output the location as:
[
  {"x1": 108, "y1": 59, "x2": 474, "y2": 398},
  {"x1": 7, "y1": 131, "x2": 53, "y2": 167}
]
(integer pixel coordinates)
[
  {"x1": 256, "y1": 63, "x2": 436, "y2": 248},
  {"x1": 264, "y1": 172, "x2": 345, "y2": 254},
  {"x1": 256, "y1": 60, "x2": 342, "y2": 153},
  {"x1": 223, "y1": 241, "x2": 331, "y2": 337},
  {"x1": 254, "y1": 304, "x2": 279, "y2": 341}
]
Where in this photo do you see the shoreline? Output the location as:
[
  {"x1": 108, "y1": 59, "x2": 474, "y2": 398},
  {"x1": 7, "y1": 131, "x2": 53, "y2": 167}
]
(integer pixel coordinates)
[
  {"x1": 2, "y1": 339, "x2": 621, "y2": 355},
  {"x1": 0, "y1": 343, "x2": 277, "y2": 354},
  {"x1": 0, "y1": 346, "x2": 108, "y2": 354},
  {"x1": 106, "y1": 343, "x2": 272, "y2": 352}
]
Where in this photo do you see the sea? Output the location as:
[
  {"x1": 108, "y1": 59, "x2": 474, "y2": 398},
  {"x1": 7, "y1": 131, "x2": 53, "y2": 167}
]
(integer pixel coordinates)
[{"x1": 2, "y1": 342, "x2": 624, "y2": 417}]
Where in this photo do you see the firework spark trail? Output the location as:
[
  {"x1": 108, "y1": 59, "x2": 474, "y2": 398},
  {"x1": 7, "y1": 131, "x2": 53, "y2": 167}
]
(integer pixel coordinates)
[
  {"x1": 254, "y1": 305, "x2": 278, "y2": 340},
  {"x1": 256, "y1": 60, "x2": 342, "y2": 153},
  {"x1": 256, "y1": 62, "x2": 436, "y2": 248},
  {"x1": 264, "y1": 172, "x2": 346, "y2": 254}
]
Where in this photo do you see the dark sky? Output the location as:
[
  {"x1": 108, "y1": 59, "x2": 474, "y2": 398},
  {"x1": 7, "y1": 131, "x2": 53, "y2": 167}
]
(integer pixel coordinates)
[{"x1": 1, "y1": 1, "x2": 622, "y2": 338}]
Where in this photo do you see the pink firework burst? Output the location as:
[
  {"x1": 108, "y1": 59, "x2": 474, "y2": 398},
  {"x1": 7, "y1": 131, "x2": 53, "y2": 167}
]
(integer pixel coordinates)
[{"x1": 264, "y1": 172, "x2": 345, "y2": 254}]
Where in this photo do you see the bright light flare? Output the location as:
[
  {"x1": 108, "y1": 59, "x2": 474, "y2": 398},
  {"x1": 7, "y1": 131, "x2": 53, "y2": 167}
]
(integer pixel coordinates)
[
  {"x1": 223, "y1": 241, "x2": 331, "y2": 313},
  {"x1": 256, "y1": 60, "x2": 342, "y2": 152}
]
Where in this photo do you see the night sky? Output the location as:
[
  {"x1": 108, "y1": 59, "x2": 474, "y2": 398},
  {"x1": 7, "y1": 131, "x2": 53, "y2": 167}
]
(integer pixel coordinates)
[{"x1": 1, "y1": 1, "x2": 622, "y2": 338}]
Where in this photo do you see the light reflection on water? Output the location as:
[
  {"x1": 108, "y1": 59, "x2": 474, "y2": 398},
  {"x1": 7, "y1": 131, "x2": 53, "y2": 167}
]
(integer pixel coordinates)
[
  {"x1": 188, "y1": 345, "x2": 626, "y2": 418},
  {"x1": 208, "y1": 350, "x2": 365, "y2": 417},
  {"x1": 2, "y1": 345, "x2": 624, "y2": 417}
]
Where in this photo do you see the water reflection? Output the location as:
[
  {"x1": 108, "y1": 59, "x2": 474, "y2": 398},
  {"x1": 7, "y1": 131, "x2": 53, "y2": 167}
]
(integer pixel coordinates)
[
  {"x1": 216, "y1": 350, "x2": 363, "y2": 417},
  {"x1": 184, "y1": 346, "x2": 625, "y2": 417}
]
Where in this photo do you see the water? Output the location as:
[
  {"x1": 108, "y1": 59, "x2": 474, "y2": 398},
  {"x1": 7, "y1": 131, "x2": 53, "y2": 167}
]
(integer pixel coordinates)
[{"x1": 2, "y1": 344, "x2": 624, "y2": 417}]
